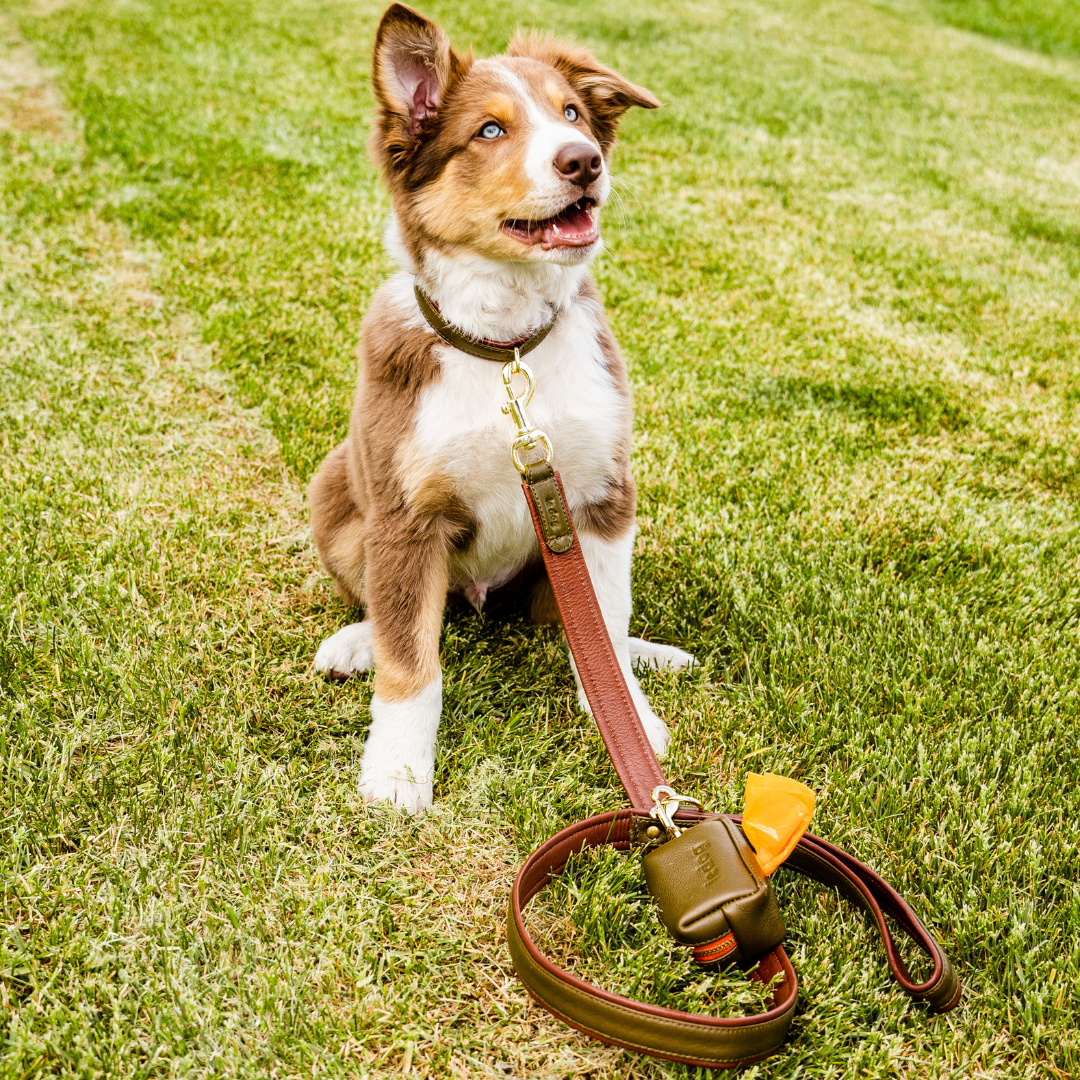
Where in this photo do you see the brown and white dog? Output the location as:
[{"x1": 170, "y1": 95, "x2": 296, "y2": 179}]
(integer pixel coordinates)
[{"x1": 309, "y1": 3, "x2": 694, "y2": 812}]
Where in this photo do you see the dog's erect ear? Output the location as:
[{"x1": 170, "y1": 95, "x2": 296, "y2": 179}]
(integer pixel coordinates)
[
  {"x1": 373, "y1": 4, "x2": 465, "y2": 139},
  {"x1": 508, "y1": 33, "x2": 660, "y2": 155}
]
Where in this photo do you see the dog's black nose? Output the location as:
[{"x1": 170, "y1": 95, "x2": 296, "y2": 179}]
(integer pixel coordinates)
[{"x1": 555, "y1": 143, "x2": 602, "y2": 187}]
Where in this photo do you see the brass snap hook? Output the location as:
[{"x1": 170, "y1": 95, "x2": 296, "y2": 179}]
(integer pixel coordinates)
[
  {"x1": 501, "y1": 349, "x2": 553, "y2": 476},
  {"x1": 649, "y1": 784, "x2": 705, "y2": 839}
]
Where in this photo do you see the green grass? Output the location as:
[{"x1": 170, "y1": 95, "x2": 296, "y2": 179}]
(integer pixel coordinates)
[
  {"x1": 928, "y1": 0, "x2": 1080, "y2": 59},
  {"x1": 2, "y1": 0, "x2": 1079, "y2": 1075}
]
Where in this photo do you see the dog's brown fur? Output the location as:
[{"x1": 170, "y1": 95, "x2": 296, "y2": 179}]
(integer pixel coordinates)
[
  {"x1": 309, "y1": 292, "x2": 478, "y2": 701},
  {"x1": 367, "y1": 8, "x2": 656, "y2": 270}
]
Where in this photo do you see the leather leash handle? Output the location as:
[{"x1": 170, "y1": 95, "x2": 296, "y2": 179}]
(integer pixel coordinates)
[
  {"x1": 507, "y1": 810, "x2": 799, "y2": 1068},
  {"x1": 701, "y1": 814, "x2": 959, "y2": 1012},
  {"x1": 507, "y1": 813, "x2": 960, "y2": 1068},
  {"x1": 776, "y1": 825, "x2": 962, "y2": 1011}
]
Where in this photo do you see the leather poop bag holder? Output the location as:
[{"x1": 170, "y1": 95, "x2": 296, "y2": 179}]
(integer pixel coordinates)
[{"x1": 490, "y1": 357, "x2": 962, "y2": 1070}]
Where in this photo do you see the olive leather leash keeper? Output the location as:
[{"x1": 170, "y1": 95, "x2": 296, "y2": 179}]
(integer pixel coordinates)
[{"x1": 415, "y1": 293, "x2": 962, "y2": 1068}]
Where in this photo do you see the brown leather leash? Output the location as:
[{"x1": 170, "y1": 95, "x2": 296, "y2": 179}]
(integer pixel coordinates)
[
  {"x1": 512, "y1": 466, "x2": 961, "y2": 1066},
  {"x1": 415, "y1": 292, "x2": 962, "y2": 1067}
]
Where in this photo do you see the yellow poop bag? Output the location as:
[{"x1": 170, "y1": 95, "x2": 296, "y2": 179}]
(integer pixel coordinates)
[{"x1": 742, "y1": 773, "x2": 816, "y2": 876}]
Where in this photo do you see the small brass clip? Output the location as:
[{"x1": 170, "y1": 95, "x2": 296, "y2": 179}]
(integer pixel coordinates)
[
  {"x1": 649, "y1": 784, "x2": 705, "y2": 839},
  {"x1": 501, "y1": 350, "x2": 553, "y2": 476}
]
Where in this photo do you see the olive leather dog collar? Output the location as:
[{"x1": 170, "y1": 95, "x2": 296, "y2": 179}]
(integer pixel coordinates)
[
  {"x1": 415, "y1": 284, "x2": 556, "y2": 362},
  {"x1": 509, "y1": 464, "x2": 961, "y2": 1067}
]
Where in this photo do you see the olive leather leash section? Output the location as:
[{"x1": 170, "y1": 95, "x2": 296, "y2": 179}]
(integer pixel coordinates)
[{"x1": 511, "y1": 467, "x2": 962, "y2": 1068}]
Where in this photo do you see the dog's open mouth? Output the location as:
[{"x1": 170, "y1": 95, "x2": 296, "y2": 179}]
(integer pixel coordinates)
[{"x1": 503, "y1": 198, "x2": 599, "y2": 250}]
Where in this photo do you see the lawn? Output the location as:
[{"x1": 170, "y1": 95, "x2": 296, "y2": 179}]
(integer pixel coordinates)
[{"x1": 1, "y1": 0, "x2": 1078, "y2": 1076}]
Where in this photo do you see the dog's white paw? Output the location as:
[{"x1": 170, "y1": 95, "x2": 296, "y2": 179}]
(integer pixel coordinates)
[
  {"x1": 359, "y1": 767, "x2": 433, "y2": 814},
  {"x1": 576, "y1": 684, "x2": 593, "y2": 715},
  {"x1": 629, "y1": 637, "x2": 698, "y2": 671},
  {"x1": 358, "y1": 680, "x2": 441, "y2": 815},
  {"x1": 314, "y1": 621, "x2": 374, "y2": 680}
]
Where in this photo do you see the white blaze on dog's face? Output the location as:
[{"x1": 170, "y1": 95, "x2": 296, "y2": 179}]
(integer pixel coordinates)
[{"x1": 368, "y1": 3, "x2": 660, "y2": 267}]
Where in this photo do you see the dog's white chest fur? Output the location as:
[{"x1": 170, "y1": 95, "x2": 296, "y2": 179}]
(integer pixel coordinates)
[{"x1": 388, "y1": 273, "x2": 626, "y2": 598}]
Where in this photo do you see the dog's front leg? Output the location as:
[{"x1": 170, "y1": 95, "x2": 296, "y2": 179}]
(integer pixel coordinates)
[
  {"x1": 574, "y1": 527, "x2": 671, "y2": 758},
  {"x1": 358, "y1": 520, "x2": 449, "y2": 814}
]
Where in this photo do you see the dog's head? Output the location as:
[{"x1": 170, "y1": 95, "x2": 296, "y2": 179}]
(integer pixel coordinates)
[{"x1": 369, "y1": 3, "x2": 659, "y2": 268}]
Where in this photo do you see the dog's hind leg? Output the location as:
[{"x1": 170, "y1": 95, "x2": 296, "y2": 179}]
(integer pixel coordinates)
[
  {"x1": 309, "y1": 440, "x2": 367, "y2": 609},
  {"x1": 314, "y1": 621, "x2": 375, "y2": 680},
  {"x1": 310, "y1": 441, "x2": 376, "y2": 678}
]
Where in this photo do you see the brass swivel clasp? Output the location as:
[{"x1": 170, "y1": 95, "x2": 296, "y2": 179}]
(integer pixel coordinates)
[
  {"x1": 501, "y1": 349, "x2": 554, "y2": 476},
  {"x1": 649, "y1": 784, "x2": 705, "y2": 839}
]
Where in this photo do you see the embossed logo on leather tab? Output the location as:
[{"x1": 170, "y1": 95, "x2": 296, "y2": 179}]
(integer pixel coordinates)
[
  {"x1": 693, "y1": 840, "x2": 720, "y2": 886},
  {"x1": 529, "y1": 472, "x2": 573, "y2": 553}
]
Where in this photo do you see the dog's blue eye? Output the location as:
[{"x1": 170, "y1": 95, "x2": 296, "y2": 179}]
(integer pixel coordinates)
[
  {"x1": 479, "y1": 122, "x2": 504, "y2": 140},
  {"x1": 564, "y1": 105, "x2": 578, "y2": 122}
]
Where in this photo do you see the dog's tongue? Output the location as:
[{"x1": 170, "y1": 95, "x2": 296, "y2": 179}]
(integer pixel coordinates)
[
  {"x1": 540, "y1": 202, "x2": 597, "y2": 248},
  {"x1": 504, "y1": 202, "x2": 599, "y2": 248}
]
